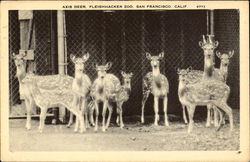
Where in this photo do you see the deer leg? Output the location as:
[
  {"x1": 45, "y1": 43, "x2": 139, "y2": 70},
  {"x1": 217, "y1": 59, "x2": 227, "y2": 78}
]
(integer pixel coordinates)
[
  {"x1": 106, "y1": 102, "x2": 113, "y2": 129},
  {"x1": 94, "y1": 101, "x2": 99, "y2": 131},
  {"x1": 118, "y1": 102, "x2": 124, "y2": 128},
  {"x1": 187, "y1": 105, "x2": 195, "y2": 133},
  {"x1": 102, "y1": 101, "x2": 108, "y2": 132},
  {"x1": 216, "y1": 110, "x2": 226, "y2": 131},
  {"x1": 213, "y1": 105, "x2": 219, "y2": 127},
  {"x1": 153, "y1": 96, "x2": 159, "y2": 126},
  {"x1": 25, "y1": 99, "x2": 32, "y2": 130},
  {"x1": 182, "y1": 105, "x2": 188, "y2": 124},
  {"x1": 89, "y1": 102, "x2": 95, "y2": 126},
  {"x1": 67, "y1": 112, "x2": 74, "y2": 128},
  {"x1": 80, "y1": 98, "x2": 86, "y2": 131},
  {"x1": 116, "y1": 107, "x2": 120, "y2": 125},
  {"x1": 74, "y1": 97, "x2": 81, "y2": 132},
  {"x1": 38, "y1": 107, "x2": 48, "y2": 133},
  {"x1": 213, "y1": 101, "x2": 233, "y2": 132},
  {"x1": 163, "y1": 96, "x2": 169, "y2": 127},
  {"x1": 206, "y1": 104, "x2": 212, "y2": 127},
  {"x1": 141, "y1": 91, "x2": 149, "y2": 123}
]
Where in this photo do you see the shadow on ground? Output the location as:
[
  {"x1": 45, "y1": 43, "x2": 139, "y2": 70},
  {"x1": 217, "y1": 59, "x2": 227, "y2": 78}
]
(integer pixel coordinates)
[{"x1": 9, "y1": 109, "x2": 239, "y2": 151}]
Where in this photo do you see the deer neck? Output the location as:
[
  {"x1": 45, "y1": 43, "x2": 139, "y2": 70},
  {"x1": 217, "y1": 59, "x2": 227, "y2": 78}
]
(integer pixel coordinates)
[
  {"x1": 152, "y1": 67, "x2": 160, "y2": 77},
  {"x1": 178, "y1": 80, "x2": 187, "y2": 98},
  {"x1": 203, "y1": 57, "x2": 215, "y2": 79},
  {"x1": 16, "y1": 67, "x2": 27, "y2": 83},
  {"x1": 220, "y1": 64, "x2": 228, "y2": 75}
]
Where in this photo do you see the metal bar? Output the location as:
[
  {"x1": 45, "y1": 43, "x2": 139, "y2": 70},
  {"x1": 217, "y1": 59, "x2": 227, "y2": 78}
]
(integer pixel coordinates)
[
  {"x1": 210, "y1": 10, "x2": 214, "y2": 36},
  {"x1": 57, "y1": 10, "x2": 66, "y2": 122},
  {"x1": 206, "y1": 10, "x2": 210, "y2": 35}
]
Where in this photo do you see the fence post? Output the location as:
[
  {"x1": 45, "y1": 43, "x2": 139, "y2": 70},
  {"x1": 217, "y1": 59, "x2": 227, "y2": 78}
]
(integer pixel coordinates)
[{"x1": 57, "y1": 10, "x2": 66, "y2": 123}]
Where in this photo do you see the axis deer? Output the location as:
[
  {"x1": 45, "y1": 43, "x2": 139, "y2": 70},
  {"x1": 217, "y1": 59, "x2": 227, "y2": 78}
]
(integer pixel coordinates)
[
  {"x1": 115, "y1": 71, "x2": 133, "y2": 128},
  {"x1": 181, "y1": 35, "x2": 226, "y2": 127},
  {"x1": 208, "y1": 50, "x2": 235, "y2": 125},
  {"x1": 12, "y1": 52, "x2": 85, "y2": 133},
  {"x1": 91, "y1": 62, "x2": 121, "y2": 132},
  {"x1": 141, "y1": 52, "x2": 169, "y2": 126},
  {"x1": 177, "y1": 68, "x2": 233, "y2": 133},
  {"x1": 66, "y1": 53, "x2": 92, "y2": 131},
  {"x1": 88, "y1": 71, "x2": 133, "y2": 129}
]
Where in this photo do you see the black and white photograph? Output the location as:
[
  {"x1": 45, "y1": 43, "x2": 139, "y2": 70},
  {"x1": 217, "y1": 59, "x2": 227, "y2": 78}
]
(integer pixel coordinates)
[{"x1": 1, "y1": 1, "x2": 249, "y2": 161}]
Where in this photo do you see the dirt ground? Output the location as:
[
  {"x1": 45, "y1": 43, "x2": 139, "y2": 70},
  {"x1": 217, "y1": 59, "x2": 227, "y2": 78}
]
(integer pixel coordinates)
[{"x1": 9, "y1": 109, "x2": 239, "y2": 151}]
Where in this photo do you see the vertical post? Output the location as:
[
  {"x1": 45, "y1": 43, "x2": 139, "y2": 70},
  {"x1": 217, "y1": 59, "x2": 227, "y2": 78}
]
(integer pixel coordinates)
[
  {"x1": 210, "y1": 10, "x2": 214, "y2": 36},
  {"x1": 101, "y1": 11, "x2": 106, "y2": 64},
  {"x1": 121, "y1": 11, "x2": 126, "y2": 71},
  {"x1": 57, "y1": 10, "x2": 66, "y2": 122},
  {"x1": 141, "y1": 11, "x2": 146, "y2": 87},
  {"x1": 180, "y1": 12, "x2": 185, "y2": 67},
  {"x1": 206, "y1": 10, "x2": 210, "y2": 35},
  {"x1": 160, "y1": 12, "x2": 166, "y2": 73}
]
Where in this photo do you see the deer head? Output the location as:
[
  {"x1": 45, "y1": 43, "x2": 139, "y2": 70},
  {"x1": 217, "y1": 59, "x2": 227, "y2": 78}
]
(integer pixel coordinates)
[
  {"x1": 199, "y1": 35, "x2": 219, "y2": 61},
  {"x1": 121, "y1": 71, "x2": 133, "y2": 91},
  {"x1": 177, "y1": 67, "x2": 192, "y2": 83},
  {"x1": 12, "y1": 52, "x2": 27, "y2": 78},
  {"x1": 70, "y1": 53, "x2": 90, "y2": 73},
  {"x1": 216, "y1": 50, "x2": 234, "y2": 67},
  {"x1": 146, "y1": 52, "x2": 164, "y2": 70},
  {"x1": 95, "y1": 62, "x2": 112, "y2": 79}
]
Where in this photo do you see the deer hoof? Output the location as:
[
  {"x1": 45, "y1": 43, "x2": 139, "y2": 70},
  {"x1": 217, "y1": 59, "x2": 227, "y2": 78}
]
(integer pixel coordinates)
[
  {"x1": 102, "y1": 127, "x2": 106, "y2": 132},
  {"x1": 38, "y1": 128, "x2": 43, "y2": 133},
  {"x1": 66, "y1": 123, "x2": 72, "y2": 128},
  {"x1": 141, "y1": 118, "x2": 144, "y2": 124},
  {"x1": 94, "y1": 127, "x2": 98, "y2": 132},
  {"x1": 206, "y1": 123, "x2": 211, "y2": 127},
  {"x1": 165, "y1": 122, "x2": 169, "y2": 127}
]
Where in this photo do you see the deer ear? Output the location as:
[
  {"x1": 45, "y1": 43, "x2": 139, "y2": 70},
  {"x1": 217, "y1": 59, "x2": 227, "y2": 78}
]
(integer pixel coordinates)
[
  {"x1": 187, "y1": 66, "x2": 192, "y2": 72},
  {"x1": 199, "y1": 41, "x2": 204, "y2": 47},
  {"x1": 121, "y1": 71, "x2": 125, "y2": 76},
  {"x1": 12, "y1": 53, "x2": 16, "y2": 59},
  {"x1": 158, "y1": 52, "x2": 164, "y2": 59},
  {"x1": 177, "y1": 68, "x2": 180, "y2": 74},
  {"x1": 129, "y1": 72, "x2": 133, "y2": 77},
  {"x1": 92, "y1": 62, "x2": 98, "y2": 69},
  {"x1": 106, "y1": 62, "x2": 112, "y2": 70},
  {"x1": 228, "y1": 50, "x2": 234, "y2": 58},
  {"x1": 146, "y1": 52, "x2": 151, "y2": 60},
  {"x1": 216, "y1": 51, "x2": 222, "y2": 58},
  {"x1": 70, "y1": 54, "x2": 76, "y2": 63},
  {"x1": 82, "y1": 52, "x2": 90, "y2": 62},
  {"x1": 214, "y1": 41, "x2": 219, "y2": 48}
]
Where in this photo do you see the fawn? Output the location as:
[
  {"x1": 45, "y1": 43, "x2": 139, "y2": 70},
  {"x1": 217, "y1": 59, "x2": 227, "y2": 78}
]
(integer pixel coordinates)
[
  {"x1": 91, "y1": 62, "x2": 121, "y2": 132},
  {"x1": 141, "y1": 52, "x2": 169, "y2": 126},
  {"x1": 177, "y1": 68, "x2": 233, "y2": 133},
  {"x1": 13, "y1": 52, "x2": 85, "y2": 133},
  {"x1": 115, "y1": 71, "x2": 133, "y2": 128},
  {"x1": 66, "y1": 53, "x2": 92, "y2": 131},
  {"x1": 88, "y1": 71, "x2": 133, "y2": 129}
]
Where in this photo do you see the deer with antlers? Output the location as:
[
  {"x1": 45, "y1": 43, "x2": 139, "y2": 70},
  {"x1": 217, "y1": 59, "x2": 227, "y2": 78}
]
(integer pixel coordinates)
[
  {"x1": 91, "y1": 62, "x2": 121, "y2": 132},
  {"x1": 66, "y1": 53, "x2": 92, "y2": 131},
  {"x1": 141, "y1": 52, "x2": 169, "y2": 126},
  {"x1": 177, "y1": 67, "x2": 233, "y2": 133},
  {"x1": 181, "y1": 35, "x2": 232, "y2": 128},
  {"x1": 12, "y1": 52, "x2": 85, "y2": 133}
]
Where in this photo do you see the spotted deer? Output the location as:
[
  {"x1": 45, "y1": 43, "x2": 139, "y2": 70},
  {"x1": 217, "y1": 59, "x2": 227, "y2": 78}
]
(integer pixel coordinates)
[
  {"x1": 66, "y1": 53, "x2": 92, "y2": 131},
  {"x1": 115, "y1": 71, "x2": 133, "y2": 128},
  {"x1": 177, "y1": 68, "x2": 233, "y2": 133},
  {"x1": 141, "y1": 52, "x2": 169, "y2": 126},
  {"x1": 209, "y1": 50, "x2": 235, "y2": 125},
  {"x1": 12, "y1": 52, "x2": 85, "y2": 133},
  {"x1": 88, "y1": 71, "x2": 133, "y2": 129},
  {"x1": 181, "y1": 35, "x2": 226, "y2": 127},
  {"x1": 91, "y1": 62, "x2": 121, "y2": 132}
]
